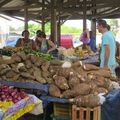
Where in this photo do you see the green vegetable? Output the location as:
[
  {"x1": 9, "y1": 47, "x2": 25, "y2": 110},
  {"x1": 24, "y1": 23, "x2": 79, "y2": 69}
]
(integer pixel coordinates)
[{"x1": 23, "y1": 46, "x2": 55, "y2": 61}]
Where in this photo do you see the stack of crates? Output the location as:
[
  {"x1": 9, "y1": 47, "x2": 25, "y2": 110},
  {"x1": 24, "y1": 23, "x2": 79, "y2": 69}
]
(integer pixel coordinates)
[
  {"x1": 72, "y1": 105, "x2": 101, "y2": 120},
  {"x1": 51, "y1": 102, "x2": 72, "y2": 120}
]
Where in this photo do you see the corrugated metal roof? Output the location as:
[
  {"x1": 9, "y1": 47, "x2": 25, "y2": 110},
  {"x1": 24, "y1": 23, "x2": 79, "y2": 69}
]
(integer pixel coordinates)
[
  {"x1": 0, "y1": 0, "x2": 120, "y2": 22},
  {"x1": 3, "y1": 0, "x2": 24, "y2": 7}
]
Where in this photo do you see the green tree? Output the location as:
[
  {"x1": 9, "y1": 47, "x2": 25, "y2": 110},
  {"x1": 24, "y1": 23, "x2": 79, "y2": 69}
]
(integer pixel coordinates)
[
  {"x1": 28, "y1": 23, "x2": 41, "y2": 37},
  {"x1": 107, "y1": 19, "x2": 119, "y2": 35},
  {"x1": 61, "y1": 25, "x2": 81, "y2": 34},
  {"x1": 45, "y1": 22, "x2": 51, "y2": 34},
  {"x1": 9, "y1": 26, "x2": 16, "y2": 31},
  {"x1": 15, "y1": 22, "x2": 82, "y2": 37},
  {"x1": 109, "y1": 19, "x2": 118, "y2": 28}
]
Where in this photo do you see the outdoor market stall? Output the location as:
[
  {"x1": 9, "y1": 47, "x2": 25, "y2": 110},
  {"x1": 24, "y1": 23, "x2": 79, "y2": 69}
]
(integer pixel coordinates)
[
  {"x1": 0, "y1": 46, "x2": 119, "y2": 120},
  {"x1": 57, "y1": 46, "x2": 99, "y2": 65}
]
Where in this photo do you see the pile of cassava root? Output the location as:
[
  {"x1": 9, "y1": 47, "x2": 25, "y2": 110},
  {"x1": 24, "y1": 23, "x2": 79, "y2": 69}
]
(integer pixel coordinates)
[{"x1": 0, "y1": 53, "x2": 118, "y2": 107}]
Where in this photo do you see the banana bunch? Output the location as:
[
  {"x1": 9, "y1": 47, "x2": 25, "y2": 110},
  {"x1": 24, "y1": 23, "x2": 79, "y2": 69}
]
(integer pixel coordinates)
[
  {"x1": 3, "y1": 46, "x2": 23, "y2": 53},
  {"x1": 75, "y1": 46, "x2": 86, "y2": 57}
]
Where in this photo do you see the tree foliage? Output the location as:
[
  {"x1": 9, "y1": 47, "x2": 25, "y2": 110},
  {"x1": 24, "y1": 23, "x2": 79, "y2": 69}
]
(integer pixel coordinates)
[
  {"x1": 15, "y1": 22, "x2": 82, "y2": 37},
  {"x1": 107, "y1": 19, "x2": 119, "y2": 35},
  {"x1": 61, "y1": 25, "x2": 81, "y2": 34}
]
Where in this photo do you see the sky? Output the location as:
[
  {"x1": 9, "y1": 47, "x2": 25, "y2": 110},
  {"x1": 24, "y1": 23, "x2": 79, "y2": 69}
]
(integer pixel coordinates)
[
  {"x1": 10, "y1": 19, "x2": 91, "y2": 30},
  {"x1": 1, "y1": 13, "x2": 120, "y2": 30},
  {"x1": 64, "y1": 20, "x2": 91, "y2": 30},
  {"x1": 0, "y1": 14, "x2": 91, "y2": 30}
]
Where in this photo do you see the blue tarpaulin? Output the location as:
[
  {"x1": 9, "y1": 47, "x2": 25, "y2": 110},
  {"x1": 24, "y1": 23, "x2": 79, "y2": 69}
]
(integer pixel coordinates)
[
  {"x1": 102, "y1": 88, "x2": 120, "y2": 120},
  {"x1": 40, "y1": 95, "x2": 69, "y2": 103},
  {"x1": 0, "y1": 80, "x2": 49, "y2": 94},
  {"x1": 40, "y1": 95, "x2": 69, "y2": 108}
]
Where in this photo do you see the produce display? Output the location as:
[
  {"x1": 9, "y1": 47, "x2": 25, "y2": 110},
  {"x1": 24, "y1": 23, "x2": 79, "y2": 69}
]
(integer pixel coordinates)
[
  {"x1": 48, "y1": 61, "x2": 118, "y2": 107},
  {"x1": 0, "y1": 53, "x2": 58, "y2": 84},
  {"x1": 2, "y1": 46, "x2": 54, "y2": 61},
  {"x1": 0, "y1": 83, "x2": 27, "y2": 103},
  {"x1": 75, "y1": 45, "x2": 95, "y2": 56},
  {"x1": 0, "y1": 51, "x2": 118, "y2": 108},
  {"x1": 3, "y1": 46, "x2": 23, "y2": 53},
  {"x1": 0, "y1": 45, "x2": 118, "y2": 109},
  {"x1": 58, "y1": 45, "x2": 96, "y2": 58}
]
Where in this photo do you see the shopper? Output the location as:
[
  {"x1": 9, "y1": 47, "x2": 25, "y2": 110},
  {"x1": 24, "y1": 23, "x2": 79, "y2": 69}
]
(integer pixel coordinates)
[
  {"x1": 97, "y1": 19, "x2": 117, "y2": 77},
  {"x1": 79, "y1": 29, "x2": 90, "y2": 49},
  {"x1": 35, "y1": 31, "x2": 57, "y2": 54},
  {"x1": 16, "y1": 30, "x2": 36, "y2": 50}
]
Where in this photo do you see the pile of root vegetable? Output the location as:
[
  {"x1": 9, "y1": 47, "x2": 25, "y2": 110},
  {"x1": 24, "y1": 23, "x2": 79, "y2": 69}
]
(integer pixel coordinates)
[{"x1": 0, "y1": 53, "x2": 119, "y2": 107}]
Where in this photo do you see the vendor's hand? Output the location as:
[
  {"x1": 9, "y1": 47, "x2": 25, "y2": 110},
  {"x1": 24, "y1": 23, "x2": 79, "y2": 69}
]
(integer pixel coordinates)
[
  {"x1": 47, "y1": 50, "x2": 50, "y2": 53},
  {"x1": 116, "y1": 56, "x2": 120, "y2": 60}
]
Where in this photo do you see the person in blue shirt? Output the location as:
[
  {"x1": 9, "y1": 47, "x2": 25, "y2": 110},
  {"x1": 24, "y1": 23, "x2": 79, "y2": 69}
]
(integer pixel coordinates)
[
  {"x1": 87, "y1": 31, "x2": 97, "y2": 52},
  {"x1": 97, "y1": 19, "x2": 117, "y2": 77}
]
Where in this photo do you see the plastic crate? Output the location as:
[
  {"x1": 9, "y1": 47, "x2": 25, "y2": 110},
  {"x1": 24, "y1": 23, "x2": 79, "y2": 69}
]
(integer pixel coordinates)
[
  {"x1": 72, "y1": 105, "x2": 101, "y2": 120},
  {"x1": 53, "y1": 103, "x2": 72, "y2": 117}
]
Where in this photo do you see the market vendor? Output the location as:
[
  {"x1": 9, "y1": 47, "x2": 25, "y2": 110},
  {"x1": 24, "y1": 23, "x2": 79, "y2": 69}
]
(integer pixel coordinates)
[
  {"x1": 87, "y1": 31, "x2": 97, "y2": 52},
  {"x1": 15, "y1": 30, "x2": 36, "y2": 50},
  {"x1": 80, "y1": 29, "x2": 97, "y2": 52},
  {"x1": 97, "y1": 19, "x2": 117, "y2": 77},
  {"x1": 35, "y1": 31, "x2": 58, "y2": 54}
]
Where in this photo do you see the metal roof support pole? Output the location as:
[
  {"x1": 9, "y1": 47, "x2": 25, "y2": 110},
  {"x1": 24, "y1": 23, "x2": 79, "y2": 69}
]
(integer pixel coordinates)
[
  {"x1": 42, "y1": 17, "x2": 45, "y2": 33},
  {"x1": 83, "y1": 0, "x2": 87, "y2": 31},
  {"x1": 57, "y1": 14, "x2": 61, "y2": 46},
  {"x1": 91, "y1": 19, "x2": 96, "y2": 38},
  {"x1": 91, "y1": 0, "x2": 96, "y2": 39},
  {"x1": 24, "y1": 8, "x2": 28, "y2": 30},
  {"x1": 42, "y1": 0, "x2": 45, "y2": 32},
  {"x1": 51, "y1": 0, "x2": 57, "y2": 43},
  {"x1": 57, "y1": 0, "x2": 62, "y2": 46}
]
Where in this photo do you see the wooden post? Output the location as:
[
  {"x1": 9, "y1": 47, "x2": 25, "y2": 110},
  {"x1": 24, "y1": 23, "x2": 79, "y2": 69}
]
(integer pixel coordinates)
[
  {"x1": 51, "y1": 0, "x2": 57, "y2": 43},
  {"x1": 57, "y1": 0, "x2": 62, "y2": 46},
  {"x1": 83, "y1": 0, "x2": 87, "y2": 31},
  {"x1": 57, "y1": 16, "x2": 61, "y2": 46},
  {"x1": 42, "y1": 0, "x2": 45, "y2": 32},
  {"x1": 24, "y1": 8, "x2": 28, "y2": 30},
  {"x1": 91, "y1": 0, "x2": 97, "y2": 39},
  {"x1": 91, "y1": 19, "x2": 96, "y2": 39},
  {"x1": 42, "y1": 17, "x2": 45, "y2": 32},
  {"x1": 72, "y1": 105, "x2": 77, "y2": 120}
]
